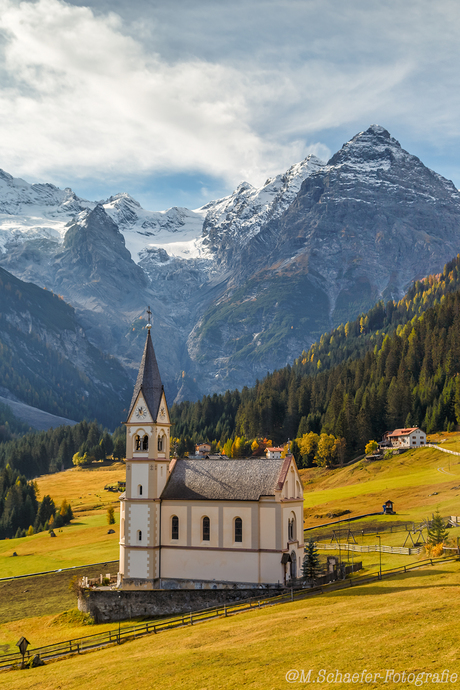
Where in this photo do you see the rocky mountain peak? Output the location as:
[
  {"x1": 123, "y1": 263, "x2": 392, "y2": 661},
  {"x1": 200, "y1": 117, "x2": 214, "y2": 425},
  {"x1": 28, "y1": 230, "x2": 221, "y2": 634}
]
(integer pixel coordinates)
[{"x1": 327, "y1": 124, "x2": 403, "y2": 169}]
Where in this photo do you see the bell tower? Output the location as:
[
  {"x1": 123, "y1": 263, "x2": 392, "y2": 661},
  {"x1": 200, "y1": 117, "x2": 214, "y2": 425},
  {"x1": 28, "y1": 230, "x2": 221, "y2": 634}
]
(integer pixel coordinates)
[{"x1": 119, "y1": 309, "x2": 171, "y2": 588}]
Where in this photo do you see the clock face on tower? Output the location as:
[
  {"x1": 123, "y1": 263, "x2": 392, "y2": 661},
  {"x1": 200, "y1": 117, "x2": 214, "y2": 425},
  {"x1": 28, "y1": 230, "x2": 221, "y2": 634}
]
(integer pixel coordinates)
[
  {"x1": 160, "y1": 406, "x2": 166, "y2": 419},
  {"x1": 135, "y1": 405, "x2": 147, "y2": 419}
]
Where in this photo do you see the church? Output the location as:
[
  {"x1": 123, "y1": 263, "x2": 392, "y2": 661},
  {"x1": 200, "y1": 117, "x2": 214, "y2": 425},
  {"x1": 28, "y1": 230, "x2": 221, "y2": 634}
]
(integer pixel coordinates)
[{"x1": 118, "y1": 321, "x2": 305, "y2": 590}]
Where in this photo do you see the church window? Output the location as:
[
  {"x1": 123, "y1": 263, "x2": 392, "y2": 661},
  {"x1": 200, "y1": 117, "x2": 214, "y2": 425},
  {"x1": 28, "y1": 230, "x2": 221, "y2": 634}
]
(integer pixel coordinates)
[
  {"x1": 158, "y1": 435, "x2": 163, "y2": 451},
  {"x1": 234, "y1": 517, "x2": 242, "y2": 543},
  {"x1": 171, "y1": 515, "x2": 179, "y2": 540},
  {"x1": 135, "y1": 435, "x2": 141, "y2": 451},
  {"x1": 202, "y1": 516, "x2": 210, "y2": 541},
  {"x1": 137, "y1": 530, "x2": 142, "y2": 541},
  {"x1": 288, "y1": 514, "x2": 296, "y2": 541},
  {"x1": 143, "y1": 435, "x2": 149, "y2": 451},
  {"x1": 138, "y1": 485, "x2": 143, "y2": 496}
]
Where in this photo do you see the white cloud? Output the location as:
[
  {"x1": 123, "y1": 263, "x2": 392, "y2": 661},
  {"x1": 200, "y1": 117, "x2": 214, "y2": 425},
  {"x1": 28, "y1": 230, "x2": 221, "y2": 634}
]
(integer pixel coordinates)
[
  {"x1": 0, "y1": 0, "x2": 312, "y2": 187},
  {"x1": 0, "y1": 0, "x2": 459, "y2": 201},
  {"x1": 0, "y1": 0, "x2": 421, "y2": 192}
]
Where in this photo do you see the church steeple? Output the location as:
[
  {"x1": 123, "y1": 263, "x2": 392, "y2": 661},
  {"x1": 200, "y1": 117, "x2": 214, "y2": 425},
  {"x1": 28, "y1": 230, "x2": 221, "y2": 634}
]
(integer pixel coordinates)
[
  {"x1": 127, "y1": 329, "x2": 164, "y2": 422},
  {"x1": 119, "y1": 310, "x2": 172, "y2": 587}
]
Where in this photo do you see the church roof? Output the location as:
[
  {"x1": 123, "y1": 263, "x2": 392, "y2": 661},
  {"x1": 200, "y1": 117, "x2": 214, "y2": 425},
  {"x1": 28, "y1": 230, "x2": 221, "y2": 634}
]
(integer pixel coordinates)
[
  {"x1": 128, "y1": 330, "x2": 164, "y2": 421},
  {"x1": 161, "y1": 457, "x2": 289, "y2": 501}
]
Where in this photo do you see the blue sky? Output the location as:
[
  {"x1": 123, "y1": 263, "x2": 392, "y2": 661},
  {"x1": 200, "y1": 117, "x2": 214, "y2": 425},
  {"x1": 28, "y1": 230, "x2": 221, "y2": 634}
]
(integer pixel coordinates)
[{"x1": 0, "y1": 0, "x2": 459, "y2": 210}]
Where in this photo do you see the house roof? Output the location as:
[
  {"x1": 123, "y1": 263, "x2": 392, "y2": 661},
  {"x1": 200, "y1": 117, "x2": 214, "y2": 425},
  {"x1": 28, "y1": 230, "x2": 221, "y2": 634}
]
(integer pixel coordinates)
[
  {"x1": 387, "y1": 427, "x2": 421, "y2": 437},
  {"x1": 161, "y1": 457, "x2": 289, "y2": 501},
  {"x1": 127, "y1": 330, "x2": 164, "y2": 421},
  {"x1": 266, "y1": 447, "x2": 284, "y2": 452}
]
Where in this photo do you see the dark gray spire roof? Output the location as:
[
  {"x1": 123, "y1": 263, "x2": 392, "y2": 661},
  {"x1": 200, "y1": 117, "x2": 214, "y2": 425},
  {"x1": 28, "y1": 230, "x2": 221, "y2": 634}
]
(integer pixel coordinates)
[
  {"x1": 128, "y1": 330, "x2": 163, "y2": 420},
  {"x1": 161, "y1": 457, "x2": 288, "y2": 501}
]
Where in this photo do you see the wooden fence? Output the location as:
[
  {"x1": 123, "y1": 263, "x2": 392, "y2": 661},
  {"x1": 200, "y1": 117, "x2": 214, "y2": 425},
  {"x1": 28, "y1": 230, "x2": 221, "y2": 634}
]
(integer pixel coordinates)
[{"x1": 316, "y1": 542, "x2": 423, "y2": 555}]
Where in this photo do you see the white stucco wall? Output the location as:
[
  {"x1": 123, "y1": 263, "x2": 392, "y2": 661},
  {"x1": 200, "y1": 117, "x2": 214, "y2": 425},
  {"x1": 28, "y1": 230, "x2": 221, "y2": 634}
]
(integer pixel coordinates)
[
  {"x1": 160, "y1": 548, "x2": 260, "y2": 583},
  {"x1": 127, "y1": 550, "x2": 149, "y2": 579},
  {"x1": 131, "y1": 463, "x2": 150, "y2": 499},
  {"x1": 128, "y1": 503, "x2": 150, "y2": 544}
]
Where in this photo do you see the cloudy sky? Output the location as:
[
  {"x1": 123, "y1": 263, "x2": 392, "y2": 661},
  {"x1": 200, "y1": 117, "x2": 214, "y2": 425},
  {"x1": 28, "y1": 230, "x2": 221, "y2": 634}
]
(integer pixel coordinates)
[{"x1": 0, "y1": 0, "x2": 459, "y2": 210}]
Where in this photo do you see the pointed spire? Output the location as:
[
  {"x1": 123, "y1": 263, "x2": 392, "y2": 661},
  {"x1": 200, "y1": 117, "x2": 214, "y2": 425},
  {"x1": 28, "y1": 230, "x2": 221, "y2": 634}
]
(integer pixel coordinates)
[{"x1": 128, "y1": 328, "x2": 164, "y2": 421}]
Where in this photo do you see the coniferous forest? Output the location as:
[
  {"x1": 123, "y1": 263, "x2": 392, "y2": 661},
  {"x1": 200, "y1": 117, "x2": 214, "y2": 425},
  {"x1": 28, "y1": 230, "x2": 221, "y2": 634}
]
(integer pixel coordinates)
[
  {"x1": 3, "y1": 254, "x2": 460, "y2": 488},
  {"x1": 170, "y1": 255, "x2": 460, "y2": 460}
]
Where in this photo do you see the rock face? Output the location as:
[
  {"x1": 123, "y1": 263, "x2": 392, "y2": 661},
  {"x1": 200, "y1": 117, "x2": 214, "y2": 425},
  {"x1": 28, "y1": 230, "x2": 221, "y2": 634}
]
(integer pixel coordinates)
[{"x1": 1, "y1": 125, "x2": 460, "y2": 408}]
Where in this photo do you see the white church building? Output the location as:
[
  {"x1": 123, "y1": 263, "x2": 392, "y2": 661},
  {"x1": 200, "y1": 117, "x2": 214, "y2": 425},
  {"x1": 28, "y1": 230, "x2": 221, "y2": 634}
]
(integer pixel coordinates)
[{"x1": 118, "y1": 324, "x2": 305, "y2": 590}]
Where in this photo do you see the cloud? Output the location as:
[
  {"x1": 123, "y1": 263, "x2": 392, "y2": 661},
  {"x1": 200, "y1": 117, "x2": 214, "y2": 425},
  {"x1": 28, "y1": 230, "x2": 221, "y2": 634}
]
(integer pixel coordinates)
[
  {"x1": 0, "y1": 0, "x2": 459, "y2": 201},
  {"x1": 0, "y1": 0, "x2": 316, "y2": 188}
]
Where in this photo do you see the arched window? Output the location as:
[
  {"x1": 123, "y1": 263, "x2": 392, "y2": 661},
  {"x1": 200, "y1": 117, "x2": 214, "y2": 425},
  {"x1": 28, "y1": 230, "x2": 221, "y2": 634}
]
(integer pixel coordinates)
[
  {"x1": 288, "y1": 514, "x2": 296, "y2": 541},
  {"x1": 158, "y1": 435, "x2": 163, "y2": 451},
  {"x1": 234, "y1": 517, "x2": 242, "y2": 543},
  {"x1": 202, "y1": 516, "x2": 210, "y2": 541},
  {"x1": 137, "y1": 530, "x2": 142, "y2": 542},
  {"x1": 135, "y1": 435, "x2": 141, "y2": 451},
  {"x1": 142, "y1": 435, "x2": 149, "y2": 451},
  {"x1": 290, "y1": 550, "x2": 297, "y2": 578},
  {"x1": 138, "y1": 484, "x2": 143, "y2": 496},
  {"x1": 171, "y1": 515, "x2": 179, "y2": 540}
]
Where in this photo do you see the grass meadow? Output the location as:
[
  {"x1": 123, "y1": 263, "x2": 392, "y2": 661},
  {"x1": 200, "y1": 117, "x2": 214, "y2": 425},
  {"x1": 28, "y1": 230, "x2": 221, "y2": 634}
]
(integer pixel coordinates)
[
  {"x1": 1, "y1": 560, "x2": 459, "y2": 690},
  {"x1": 0, "y1": 443, "x2": 459, "y2": 687}
]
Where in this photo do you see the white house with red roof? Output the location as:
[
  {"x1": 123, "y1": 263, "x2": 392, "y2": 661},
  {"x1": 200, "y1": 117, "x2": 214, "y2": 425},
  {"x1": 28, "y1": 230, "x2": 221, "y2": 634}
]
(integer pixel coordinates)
[
  {"x1": 265, "y1": 446, "x2": 284, "y2": 459},
  {"x1": 383, "y1": 427, "x2": 426, "y2": 449}
]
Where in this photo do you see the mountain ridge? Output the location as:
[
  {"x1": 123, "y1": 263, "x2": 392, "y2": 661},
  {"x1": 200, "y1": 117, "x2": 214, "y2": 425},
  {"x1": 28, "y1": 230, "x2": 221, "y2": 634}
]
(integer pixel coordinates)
[{"x1": 1, "y1": 125, "x2": 460, "y2": 408}]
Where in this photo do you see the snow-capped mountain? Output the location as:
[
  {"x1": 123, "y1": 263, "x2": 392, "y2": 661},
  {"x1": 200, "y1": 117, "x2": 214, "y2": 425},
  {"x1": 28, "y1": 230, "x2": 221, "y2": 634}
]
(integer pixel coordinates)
[{"x1": 1, "y1": 125, "x2": 460, "y2": 408}]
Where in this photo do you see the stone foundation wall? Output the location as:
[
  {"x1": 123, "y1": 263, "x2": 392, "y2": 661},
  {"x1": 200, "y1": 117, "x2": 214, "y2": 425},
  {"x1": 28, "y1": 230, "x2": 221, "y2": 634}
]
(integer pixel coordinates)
[
  {"x1": 120, "y1": 576, "x2": 282, "y2": 591},
  {"x1": 78, "y1": 586, "x2": 282, "y2": 623}
]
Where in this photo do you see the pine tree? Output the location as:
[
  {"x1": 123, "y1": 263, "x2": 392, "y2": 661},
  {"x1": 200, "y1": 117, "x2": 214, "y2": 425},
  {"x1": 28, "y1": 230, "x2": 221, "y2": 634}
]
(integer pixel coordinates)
[
  {"x1": 427, "y1": 510, "x2": 449, "y2": 545},
  {"x1": 302, "y1": 538, "x2": 320, "y2": 580},
  {"x1": 107, "y1": 506, "x2": 115, "y2": 525}
]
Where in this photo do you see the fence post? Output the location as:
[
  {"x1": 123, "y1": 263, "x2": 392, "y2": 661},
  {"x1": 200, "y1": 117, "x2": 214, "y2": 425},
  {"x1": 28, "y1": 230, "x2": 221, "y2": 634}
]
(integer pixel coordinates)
[
  {"x1": 224, "y1": 605, "x2": 227, "y2": 617},
  {"x1": 190, "y1": 613, "x2": 193, "y2": 626},
  {"x1": 291, "y1": 588, "x2": 293, "y2": 601}
]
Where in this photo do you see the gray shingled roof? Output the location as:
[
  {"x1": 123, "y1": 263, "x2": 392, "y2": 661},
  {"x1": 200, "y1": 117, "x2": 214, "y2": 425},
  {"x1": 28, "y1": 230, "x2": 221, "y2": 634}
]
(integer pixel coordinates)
[
  {"x1": 128, "y1": 330, "x2": 163, "y2": 421},
  {"x1": 161, "y1": 457, "x2": 287, "y2": 501}
]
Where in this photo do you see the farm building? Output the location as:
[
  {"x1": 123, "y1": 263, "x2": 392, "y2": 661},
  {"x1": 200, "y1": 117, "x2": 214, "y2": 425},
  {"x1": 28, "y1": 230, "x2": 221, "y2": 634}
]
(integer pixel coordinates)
[{"x1": 382, "y1": 427, "x2": 426, "y2": 449}]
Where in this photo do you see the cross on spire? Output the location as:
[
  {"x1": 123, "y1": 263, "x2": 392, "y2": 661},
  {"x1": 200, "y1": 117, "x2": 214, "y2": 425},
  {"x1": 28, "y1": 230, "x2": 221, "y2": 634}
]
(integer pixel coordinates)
[{"x1": 146, "y1": 306, "x2": 152, "y2": 331}]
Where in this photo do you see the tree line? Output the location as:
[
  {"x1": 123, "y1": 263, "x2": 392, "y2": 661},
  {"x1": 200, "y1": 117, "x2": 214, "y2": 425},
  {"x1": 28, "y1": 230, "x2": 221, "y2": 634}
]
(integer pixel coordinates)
[
  {"x1": 0, "y1": 420, "x2": 126, "y2": 479},
  {"x1": 170, "y1": 255, "x2": 460, "y2": 460},
  {"x1": 0, "y1": 464, "x2": 73, "y2": 539}
]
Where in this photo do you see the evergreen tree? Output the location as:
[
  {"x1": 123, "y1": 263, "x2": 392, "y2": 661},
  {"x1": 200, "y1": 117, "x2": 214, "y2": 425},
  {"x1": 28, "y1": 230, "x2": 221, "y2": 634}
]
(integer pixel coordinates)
[
  {"x1": 302, "y1": 538, "x2": 321, "y2": 580},
  {"x1": 427, "y1": 510, "x2": 449, "y2": 545}
]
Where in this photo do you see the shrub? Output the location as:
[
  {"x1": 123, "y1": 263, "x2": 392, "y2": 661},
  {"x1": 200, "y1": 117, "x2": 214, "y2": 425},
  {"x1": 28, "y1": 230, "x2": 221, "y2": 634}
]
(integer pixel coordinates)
[{"x1": 107, "y1": 506, "x2": 115, "y2": 525}]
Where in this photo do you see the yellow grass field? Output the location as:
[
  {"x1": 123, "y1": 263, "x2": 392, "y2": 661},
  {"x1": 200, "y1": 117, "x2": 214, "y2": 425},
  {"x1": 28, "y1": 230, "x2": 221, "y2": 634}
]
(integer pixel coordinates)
[
  {"x1": 301, "y1": 442, "x2": 460, "y2": 527},
  {"x1": 0, "y1": 464, "x2": 125, "y2": 578},
  {"x1": 1, "y1": 560, "x2": 459, "y2": 690},
  {"x1": 1, "y1": 444, "x2": 460, "y2": 688},
  {"x1": 34, "y1": 463, "x2": 126, "y2": 517}
]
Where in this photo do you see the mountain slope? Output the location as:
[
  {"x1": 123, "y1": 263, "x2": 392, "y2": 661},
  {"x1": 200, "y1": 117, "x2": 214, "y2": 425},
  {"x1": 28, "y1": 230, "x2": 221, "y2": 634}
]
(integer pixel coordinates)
[
  {"x1": 1, "y1": 126, "x2": 460, "y2": 402},
  {"x1": 0, "y1": 266, "x2": 132, "y2": 428},
  {"x1": 171, "y1": 253, "x2": 460, "y2": 456},
  {"x1": 186, "y1": 126, "x2": 460, "y2": 393}
]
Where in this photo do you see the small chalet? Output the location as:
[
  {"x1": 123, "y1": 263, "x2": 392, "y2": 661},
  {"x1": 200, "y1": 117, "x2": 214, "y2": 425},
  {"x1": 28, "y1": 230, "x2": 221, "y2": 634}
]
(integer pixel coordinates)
[
  {"x1": 195, "y1": 442, "x2": 212, "y2": 456},
  {"x1": 265, "y1": 447, "x2": 284, "y2": 459},
  {"x1": 382, "y1": 500, "x2": 395, "y2": 514},
  {"x1": 382, "y1": 427, "x2": 426, "y2": 449}
]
